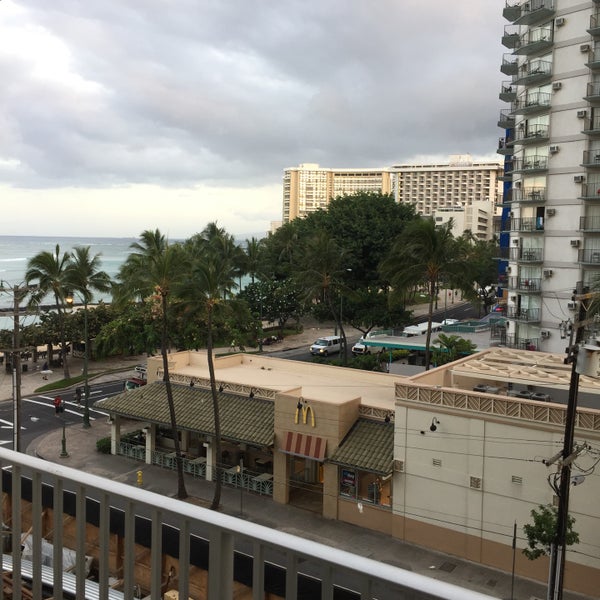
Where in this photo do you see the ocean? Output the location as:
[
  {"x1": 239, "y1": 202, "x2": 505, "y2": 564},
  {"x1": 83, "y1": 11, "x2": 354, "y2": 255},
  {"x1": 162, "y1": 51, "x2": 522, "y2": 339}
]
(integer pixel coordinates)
[{"x1": 0, "y1": 235, "x2": 136, "y2": 329}]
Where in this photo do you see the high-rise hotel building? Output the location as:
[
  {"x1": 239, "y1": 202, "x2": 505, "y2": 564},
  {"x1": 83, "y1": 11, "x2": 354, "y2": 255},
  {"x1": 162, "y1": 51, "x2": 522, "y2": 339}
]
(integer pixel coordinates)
[
  {"x1": 283, "y1": 158, "x2": 502, "y2": 239},
  {"x1": 497, "y1": 0, "x2": 600, "y2": 353}
]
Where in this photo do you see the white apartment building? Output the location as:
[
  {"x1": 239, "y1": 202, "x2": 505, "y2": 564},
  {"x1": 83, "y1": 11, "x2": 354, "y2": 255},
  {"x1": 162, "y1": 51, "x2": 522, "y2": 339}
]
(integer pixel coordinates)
[
  {"x1": 498, "y1": 0, "x2": 600, "y2": 354},
  {"x1": 282, "y1": 163, "x2": 393, "y2": 222}
]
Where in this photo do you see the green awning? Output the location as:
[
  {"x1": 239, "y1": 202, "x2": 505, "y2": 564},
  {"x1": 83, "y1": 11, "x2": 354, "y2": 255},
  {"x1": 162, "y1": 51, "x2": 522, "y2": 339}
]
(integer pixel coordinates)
[
  {"x1": 95, "y1": 382, "x2": 274, "y2": 447},
  {"x1": 328, "y1": 419, "x2": 393, "y2": 475}
]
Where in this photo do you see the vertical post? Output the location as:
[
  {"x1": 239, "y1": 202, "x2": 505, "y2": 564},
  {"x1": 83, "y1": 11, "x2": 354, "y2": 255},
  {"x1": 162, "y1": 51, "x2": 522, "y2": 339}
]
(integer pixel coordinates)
[
  {"x1": 511, "y1": 521, "x2": 517, "y2": 600},
  {"x1": 83, "y1": 300, "x2": 91, "y2": 428},
  {"x1": 239, "y1": 458, "x2": 244, "y2": 516}
]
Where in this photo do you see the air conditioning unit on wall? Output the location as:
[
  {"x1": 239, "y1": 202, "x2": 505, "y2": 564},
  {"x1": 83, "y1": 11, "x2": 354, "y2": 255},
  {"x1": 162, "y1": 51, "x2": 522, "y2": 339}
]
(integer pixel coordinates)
[
  {"x1": 541, "y1": 330, "x2": 551, "y2": 339},
  {"x1": 570, "y1": 239, "x2": 580, "y2": 247},
  {"x1": 577, "y1": 110, "x2": 587, "y2": 119},
  {"x1": 556, "y1": 17, "x2": 566, "y2": 27},
  {"x1": 574, "y1": 175, "x2": 585, "y2": 183}
]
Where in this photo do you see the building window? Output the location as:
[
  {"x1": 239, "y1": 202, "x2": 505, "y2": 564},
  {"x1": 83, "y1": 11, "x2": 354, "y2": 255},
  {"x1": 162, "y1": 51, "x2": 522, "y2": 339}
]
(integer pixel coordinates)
[{"x1": 339, "y1": 469, "x2": 391, "y2": 508}]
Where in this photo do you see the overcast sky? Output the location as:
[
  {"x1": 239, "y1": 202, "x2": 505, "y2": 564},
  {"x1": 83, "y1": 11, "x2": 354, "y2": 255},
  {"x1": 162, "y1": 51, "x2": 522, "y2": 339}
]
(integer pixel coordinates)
[{"x1": 0, "y1": 1, "x2": 505, "y2": 239}]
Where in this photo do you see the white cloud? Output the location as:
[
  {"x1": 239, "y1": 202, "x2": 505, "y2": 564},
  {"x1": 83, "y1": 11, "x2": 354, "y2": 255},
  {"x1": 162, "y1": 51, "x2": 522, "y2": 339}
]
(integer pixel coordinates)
[{"x1": 0, "y1": 0, "x2": 505, "y2": 237}]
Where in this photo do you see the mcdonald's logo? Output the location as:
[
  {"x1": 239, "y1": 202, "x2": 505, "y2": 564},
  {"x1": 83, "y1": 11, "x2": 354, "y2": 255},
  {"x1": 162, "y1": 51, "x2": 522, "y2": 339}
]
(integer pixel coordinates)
[{"x1": 294, "y1": 399, "x2": 316, "y2": 427}]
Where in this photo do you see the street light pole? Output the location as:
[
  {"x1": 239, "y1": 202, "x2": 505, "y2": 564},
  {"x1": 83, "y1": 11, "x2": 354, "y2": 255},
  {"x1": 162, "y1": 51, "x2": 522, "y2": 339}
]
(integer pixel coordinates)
[
  {"x1": 82, "y1": 300, "x2": 91, "y2": 428},
  {"x1": 60, "y1": 415, "x2": 69, "y2": 458}
]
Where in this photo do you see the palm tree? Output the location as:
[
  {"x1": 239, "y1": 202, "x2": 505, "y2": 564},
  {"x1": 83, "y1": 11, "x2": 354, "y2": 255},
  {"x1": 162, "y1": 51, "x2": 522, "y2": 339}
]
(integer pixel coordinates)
[
  {"x1": 66, "y1": 246, "x2": 112, "y2": 428},
  {"x1": 177, "y1": 223, "x2": 238, "y2": 510},
  {"x1": 25, "y1": 245, "x2": 73, "y2": 379},
  {"x1": 380, "y1": 218, "x2": 463, "y2": 370},
  {"x1": 116, "y1": 230, "x2": 188, "y2": 500},
  {"x1": 294, "y1": 231, "x2": 350, "y2": 364},
  {"x1": 243, "y1": 236, "x2": 264, "y2": 284}
]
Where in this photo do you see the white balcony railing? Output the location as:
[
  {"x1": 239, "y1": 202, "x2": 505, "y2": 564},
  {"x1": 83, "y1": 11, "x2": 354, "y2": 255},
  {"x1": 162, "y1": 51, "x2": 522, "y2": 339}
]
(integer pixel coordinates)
[{"x1": 0, "y1": 448, "x2": 497, "y2": 600}]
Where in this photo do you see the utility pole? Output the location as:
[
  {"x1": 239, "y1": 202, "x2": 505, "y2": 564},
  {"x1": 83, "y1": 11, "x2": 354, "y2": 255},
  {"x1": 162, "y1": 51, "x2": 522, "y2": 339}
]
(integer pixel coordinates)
[{"x1": 547, "y1": 288, "x2": 594, "y2": 600}]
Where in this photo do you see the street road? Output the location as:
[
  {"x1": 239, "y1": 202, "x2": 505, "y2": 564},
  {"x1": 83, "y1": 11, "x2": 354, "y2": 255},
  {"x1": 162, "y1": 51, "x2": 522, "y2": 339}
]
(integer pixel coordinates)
[{"x1": 0, "y1": 379, "x2": 127, "y2": 452}]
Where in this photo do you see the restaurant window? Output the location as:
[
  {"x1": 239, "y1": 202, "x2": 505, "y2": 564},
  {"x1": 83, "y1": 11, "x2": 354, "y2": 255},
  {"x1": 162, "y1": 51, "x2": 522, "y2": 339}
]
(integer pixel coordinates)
[{"x1": 339, "y1": 469, "x2": 391, "y2": 508}]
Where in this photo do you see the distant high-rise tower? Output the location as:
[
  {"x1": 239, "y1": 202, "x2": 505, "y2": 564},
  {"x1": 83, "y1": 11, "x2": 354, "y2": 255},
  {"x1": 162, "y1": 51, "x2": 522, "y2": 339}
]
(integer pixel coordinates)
[{"x1": 497, "y1": 0, "x2": 599, "y2": 353}]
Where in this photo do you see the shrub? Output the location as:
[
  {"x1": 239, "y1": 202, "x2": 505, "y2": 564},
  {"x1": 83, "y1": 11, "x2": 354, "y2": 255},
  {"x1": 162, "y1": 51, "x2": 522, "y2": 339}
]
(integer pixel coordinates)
[{"x1": 96, "y1": 437, "x2": 111, "y2": 454}]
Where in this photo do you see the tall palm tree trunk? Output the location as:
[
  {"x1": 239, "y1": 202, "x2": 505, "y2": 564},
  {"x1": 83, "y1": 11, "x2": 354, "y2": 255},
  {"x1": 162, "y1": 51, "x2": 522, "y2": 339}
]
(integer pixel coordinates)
[
  {"x1": 424, "y1": 278, "x2": 436, "y2": 371},
  {"x1": 160, "y1": 294, "x2": 187, "y2": 499},
  {"x1": 207, "y1": 306, "x2": 223, "y2": 510},
  {"x1": 55, "y1": 294, "x2": 70, "y2": 379}
]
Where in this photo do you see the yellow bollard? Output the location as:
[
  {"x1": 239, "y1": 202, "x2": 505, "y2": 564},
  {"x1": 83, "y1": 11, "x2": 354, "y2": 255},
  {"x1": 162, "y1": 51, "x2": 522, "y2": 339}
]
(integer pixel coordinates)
[{"x1": 137, "y1": 470, "x2": 143, "y2": 487}]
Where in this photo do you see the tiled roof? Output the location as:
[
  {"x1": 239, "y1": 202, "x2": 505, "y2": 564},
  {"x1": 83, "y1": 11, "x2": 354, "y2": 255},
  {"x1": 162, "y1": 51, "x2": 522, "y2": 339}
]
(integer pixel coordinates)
[
  {"x1": 94, "y1": 383, "x2": 274, "y2": 447},
  {"x1": 328, "y1": 419, "x2": 393, "y2": 475}
]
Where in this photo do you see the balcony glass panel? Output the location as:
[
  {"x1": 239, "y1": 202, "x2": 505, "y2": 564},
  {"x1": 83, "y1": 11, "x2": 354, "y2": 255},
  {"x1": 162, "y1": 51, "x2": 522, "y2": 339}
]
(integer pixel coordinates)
[
  {"x1": 502, "y1": 25, "x2": 521, "y2": 49},
  {"x1": 515, "y1": 123, "x2": 549, "y2": 144},
  {"x1": 582, "y1": 114, "x2": 600, "y2": 135},
  {"x1": 514, "y1": 27, "x2": 553, "y2": 55},
  {"x1": 498, "y1": 108, "x2": 516, "y2": 129},
  {"x1": 513, "y1": 91, "x2": 551, "y2": 115},
  {"x1": 514, "y1": 186, "x2": 545, "y2": 203},
  {"x1": 506, "y1": 335, "x2": 540, "y2": 350},
  {"x1": 500, "y1": 80, "x2": 517, "y2": 102},
  {"x1": 512, "y1": 155, "x2": 548, "y2": 173},
  {"x1": 580, "y1": 215, "x2": 600, "y2": 231},
  {"x1": 498, "y1": 135, "x2": 515, "y2": 155},
  {"x1": 588, "y1": 14, "x2": 600, "y2": 37},
  {"x1": 510, "y1": 216, "x2": 544, "y2": 232},
  {"x1": 586, "y1": 47, "x2": 600, "y2": 70},
  {"x1": 503, "y1": 0, "x2": 521, "y2": 22},
  {"x1": 579, "y1": 183, "x2": 600, "y2": 200},
  {"x1": 582, "y1": 150, "x2": 600, "y2": 167},
  {"x1": 513, "y1": 59, "x2": 552, "y2": 85},
  {"x1": 514, "y1": 0, "x2": 555, "y2": 27},
  {"x1": 508, "y1": 276, "x2": 542, "y2": 291},
  {"x1": 510, "y1": 246, "x2": 543, "y2": 261},
  {"x1": 507, "y1": 307, "x2": 541, "y2": 321},
  {"x1": 501, "y1": 54, "x2": 519, "y2": 75},
  {"x1": 584, "y1": 82, "x2": 600, "y2": 104},
  {"x1": 578, "y1": 248, "x2": 600, "y2": 264}
]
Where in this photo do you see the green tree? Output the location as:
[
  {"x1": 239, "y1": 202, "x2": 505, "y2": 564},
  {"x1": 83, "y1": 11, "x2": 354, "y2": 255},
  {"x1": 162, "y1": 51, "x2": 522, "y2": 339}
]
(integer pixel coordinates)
[
  {"x1": 66, "y1": 246, "x2": 112, "y2": 427},
  {"x1": 294, "y1": 231, "x2": 351, "y2": 364},
  {"x1": 25, "y1": 245, "x2": 73, "y2": 379},
  {"x1": 523, "y1": 504, "x2": 579, "y2": 560},
  {"x1": 115, "y1": 229, "x2": 188, "y2": 500},
  {"x1": 431, "y1": 333, "x2": 477, "y2": 366},
  {"x1": 177, "y1": 223, "x2": 239, "y2": 510},
  {"x1": 380, "y1": 218, "x2": 465, "y2": 370},
  {"x1": 243, "y1": 236, "x2": 265, "y2": 284}
]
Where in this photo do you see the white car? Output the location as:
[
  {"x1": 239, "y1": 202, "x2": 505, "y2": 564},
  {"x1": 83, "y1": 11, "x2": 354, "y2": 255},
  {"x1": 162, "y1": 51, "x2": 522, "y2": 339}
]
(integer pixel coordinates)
[
  {"x1": 351, "y1": 339, "x2": 370, "y2": 355},
  {"x1": 441, "y1": 318, "x2": 459, "y2": 326}
]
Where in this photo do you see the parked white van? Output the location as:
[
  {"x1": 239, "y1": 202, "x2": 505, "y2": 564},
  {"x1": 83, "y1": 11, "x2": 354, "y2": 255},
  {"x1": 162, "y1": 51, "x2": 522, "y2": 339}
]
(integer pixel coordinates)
[{"x1": 310, "y1": 336, "x2": 342, "y2": 356}]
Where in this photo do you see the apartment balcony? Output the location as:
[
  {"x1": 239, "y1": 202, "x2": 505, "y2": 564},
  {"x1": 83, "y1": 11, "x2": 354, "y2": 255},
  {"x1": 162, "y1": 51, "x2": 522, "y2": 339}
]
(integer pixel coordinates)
[
  {"x1": 511, "y1": 246, "x2": 544, "y2": 262},
  {"x1": 498, "y1": 135, "x2": 515, "y2": 155},
  {"x1": 502, "y1": 25, "x2": 521, "y2": 49},
  {"x1": 582, "y1": 150, "x2": 600, "y2": 168},
  {"x1": 514, "y1": 27, "x2": 553, "y2": 55},
  {"x1": 584, "y1": 81, "x2": 600, "y2": 104},
  {"x1": 507, "y1": 307, "x2": 541, "y2": 322},
  {"x1": 585, "y1": 47, "x2": 600, "y2": 70},
  {"x1": 579, "y1": 183, "x2": 600, "y2": 200},
  {"x1": 498, "y1": 108, "x2": 516, "y2": 129},
  {"x1": 514, "y1": 123, "x2": 549, "y2": 144},
  {"x1": 578, "y1": 248, "x2": 600, "y2": 264},
  {"x1": 513, "y1": 59, "x2": 552, "y2": 85},
  {"x1": 499, "y1": 80, "x2": 517, "y2": 102},
  {"x1": 512, "y1": 155, "x2": 548, "y2": 173},
  {"x1": 580, "y1": 215, "x2": 600, "y2": 231},
  {"x1": 501, "y1": 53, "x2": 519, "y2": 76},
  {"x1": 513, "y1": 186, "x2": 545, "y2": 203},
  {"x1": 582, "y1": 114, "x2": 600, "y2": 135},
  {"x1": 588, "y1": 13, "x2": 600, "y2": 37},
  {"x1": 0, "y1": 447, "x2": 476, "y2": 600},
  {"x1": 499, "y1": 188, "x2": 514, "y2": 207},
  {"x1": 498, "y1": 272, "x2": 509, "y2": 286},
  {"x1": 513, "y1": 91, "x2": 551, "y2": 115},
  {"x1": 508, "y1": 276, "x2": 542, "y2": 292},
  {"x1": 506, "y1": 335, "x2": 540, "y2": 351},
  {"x1": 513, "y1": 0, "x2": 555, "y2": 27},
  {"x1": 503, "y1": 0, "x2": 521, "y2": 22},
  {"x1": 510, "y1": 216, "x2": 544, "y2": 232},
  {"x1": 496, "y1": 246, "x2": 511, "y2": 260}
]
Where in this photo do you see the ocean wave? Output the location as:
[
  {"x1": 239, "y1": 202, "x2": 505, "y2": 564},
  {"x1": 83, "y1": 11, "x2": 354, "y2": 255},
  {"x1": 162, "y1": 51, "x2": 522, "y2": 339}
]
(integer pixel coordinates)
[{"x1": 0, "y1": 257, "x2": 27, "y2": 263}]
